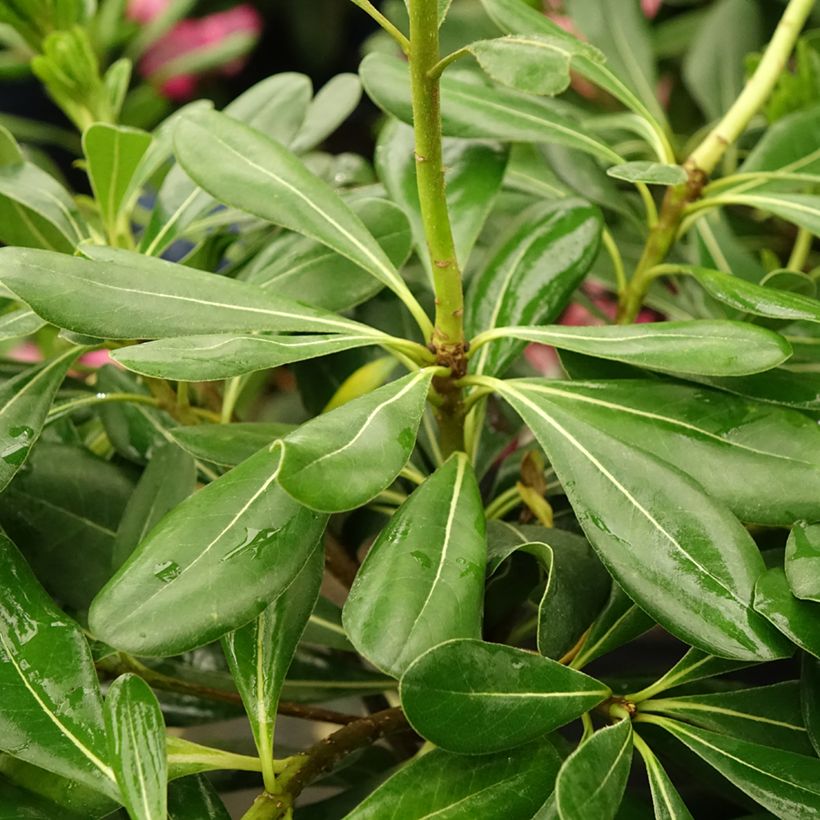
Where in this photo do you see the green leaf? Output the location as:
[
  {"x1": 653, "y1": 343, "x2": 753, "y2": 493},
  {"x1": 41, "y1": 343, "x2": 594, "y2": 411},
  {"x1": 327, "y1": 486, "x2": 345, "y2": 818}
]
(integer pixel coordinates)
[
  {"x1": 375, "y1": 118, "x2": 507, "y2": 277},
  {"x1": 281, "y1": 649, "x2": 395, "y2": 702},
  {"x1": 278, "y1": 369, "x2": 434, "y2": 513},
  {"x1": 496, "y1": 382, "x2": 790, "y2": 661},
  {"x1": 0, "y1": 443, "x2": 134, "y2": 611},
  {"x1": 640, "y1": 682, "x2": 813, "y2": 755},
  {"x1": 633, "y1": 735, "x2": 693, "y2": 820},
  {"x1": 360, "y1": 53, "x2": 623, "y2": 164},
  {"x1": 104, "y1": 674, "x2": 167, "y2": 820},
  {"x1": 571, "y1": 584, "x2": 655, "y2": 669},
  {"x1": 82, "y1": 124, "x2": 152, "y2": 231},
  {"x1": 566, "y1": 0, "x2": 663, "y2": 124},
  {"x1": 343, "y1": 454, "x2": 486, "y2": 677},
  {"x1": 607, "y1": 162, "x2": 687, "y2": 186},
  {"x1": 0, "y1": 346, "x2": 79, "y2": 492},
  {"x1": 480, "y1": 0, "x2": 671, "y2": 155},
  {"x1": 222, "y1": 541, "x2": 322, "y2": 789},
  {"x1": 174, "y1": 109, "x2": 420, "y2": 311},
  {"x1": 466, "y1": 199, "x2": 602, "y2": 377},
  {"x1": 166, "y1": 736, "x2": 263, "y2": 780},
  {"x1": 487, "y1": 521, "x2": 610, "y2": 660},
  {"x1": 0, "y1": 308, "x2": 46, "y2": 341},
  {"x1": 303, "y1": 597, "x2": 353, "y2": 652},
  {"x1": 168, "y1": 775, "x2": 230, "y2": 820},
  {"x1": 0, "y1": 126, "x2": 85, "y2": 252},
  {"x1": 346, "y1": 741, "x2": 562, "y2": 820},
  {"x1": 556, "y1": 720, "x2": 633, "y2": 820},
  {"x1": 686, "y1": 265, "x2": 820, "y2": 323},
  {"x1": 170, "y1": 422, "x2": 293, "y2": 468},
  {"x1": 0, "y1": 530, "x2": 117, "y2": 797},
  {"x1": 243, "y1": 197, "x2": 413, "y2": 312},
  {"x1": 695, "y1": 368, "x2": 820, "y2": 412},
  {"x1": 754, "y1": 567, "x2": 820, "y2": 658},
  {"x1": 513, "y1": 378, "x2": 820, "y2": 526},
  {"x1": 112, "y1": 443, "x2": 196, "y2": 570},
  {"x1": 291, "y1": 73, "x2": 362, "y2": 154},
  {"x1": 741, "y1": 103, "x2": 820, "y2": 178},
  {"x1": 713, "y1": 192, "x2": 820, "y2": 236},
  {"x1": 802, "y1": 654, "x2": 820, "y2": 757},
  {"x1": 399, "y1": 639, "x2": 609, "y2": 753},
  {"x1": 478, "y1": 321, "x2": 791, "y2": 377},
  {"x1": 655, "y1": 716, "x2": 820, "y2": 818},
  {"x1": 114, "y1": 332, "x2": 386, "y2": 381},
  {"x1": 683, "y1": 0, "x2": 763, "y2": 122},
  {"x1": 468, "y1": 34, "x2": 603, "y2": 97},
  {"x1": 88, "y1": 446, "x2": 328, "y2": 656},
  {"x1": 0, "y1": 246, "x2": 365, "y2": 339},
  {"x1": 786, "y1": 522, "x2": 820, "y2": 602}
]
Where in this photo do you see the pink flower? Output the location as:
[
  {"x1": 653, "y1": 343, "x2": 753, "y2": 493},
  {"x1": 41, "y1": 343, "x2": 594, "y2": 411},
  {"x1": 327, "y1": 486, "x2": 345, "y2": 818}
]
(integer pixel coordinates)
[
  {"x1": 126, "y1": 0, "x2": 171, "y2": 24},
  {"x1": 138, "y1": 5, "x2": 263, "y2": 101},
  {"x1": 641, "y1": 0, "x2": 663, "y2": 19}
]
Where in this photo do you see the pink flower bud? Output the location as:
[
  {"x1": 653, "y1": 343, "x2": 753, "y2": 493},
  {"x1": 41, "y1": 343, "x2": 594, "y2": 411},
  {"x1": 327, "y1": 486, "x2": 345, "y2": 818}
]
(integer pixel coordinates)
[
  {"x1": 641, "y1": 0, "x2": 663, "y2": 19},
  {"x1": 126, "y1": 0, "x2": 171, "y2": 24}
]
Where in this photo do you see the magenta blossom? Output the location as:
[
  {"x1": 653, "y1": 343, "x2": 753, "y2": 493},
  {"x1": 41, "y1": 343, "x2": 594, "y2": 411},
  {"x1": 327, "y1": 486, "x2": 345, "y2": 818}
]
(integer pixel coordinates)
[
  {"x1": 132, "y1": 4, "x2": 262, "y2": 101},
  {"x1": 642, "y1": 0, "x2": 663, "y2": 19}
]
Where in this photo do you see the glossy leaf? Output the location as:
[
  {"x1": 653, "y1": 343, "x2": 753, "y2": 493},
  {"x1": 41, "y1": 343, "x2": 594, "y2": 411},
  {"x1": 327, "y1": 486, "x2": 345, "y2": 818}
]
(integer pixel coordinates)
[
  {"x1": 360, "y1": 52, "x2": 622, "y2": 164},
  {"x1": 497, "y1": 382, "x2": 790, "y2": 661},
  {"x1": 468, "y1": 34, "x2": 603, "y2": 97},
  {"x1": 556, "y1": 719, "x2": 633, "y2": 820},
  {"x1": 786, "y1": 522, "x2": 820, "y2": 602},
  {"x1": 0, "y1": 443, "x2": 134, "y2": 610},
  {"x1": 607, "y1": 162, "x2": 687, "y2": 186},
  {"x1": 479, "y1": 321, "x2": 791, "y2": 377},
  {"x1": 514, "y1": 378, "x2": 820, "y2": 526},
  {"x1": 278, "y1": 369, "x2": 434, "y2": 513},
  {"x1": 657, "y1": 717, "x2": 820, "y2": 818},
  {"x1": 112, "y1": 443, "x2": 196, "y2": 570},
  {"x1": 399, "y1": 639, "x2": 609, "y2": 753},
  {"x1": 695, "y1": 368, "x2": 820, "y2": 412},
  {"x1": 0, "y1": 531, "x2": 117, "y2": 797},
  {"x1": 0, "y1": 246, "x2": 365, "y2": 339},
  {"x1": 0, "y1": 346, "x2": 79, "y2": 492},
  {"x1": 633, "y1": 735, "x2": 693, "y2": 820},
  {"x1": 754, "y1": 567, "x2": 820, "y2": 658},
  {"x1": 167, "y1": 775, "x2": 230, "y2": 820},
  {"x1": 174, "y1": 109, "x2": 415, "y2": 305},
  {"x1": 89, "y1": 446, "x2": 328, "y2": 656},
  {"x1": 222, "y1": 541, "x2": 322, "y2": 787},
  {"x1": 244, "y1": 197, "x2": 412, "y2": 312},
  {"x1": 344, "y1": 454, "x2": 486, "y2": 677},
  {"x1": 688, "y1": 265, "x2": 820, "y2": 323},
  {"x1": 633, "y1": 648, "x2": 753, "y2": 699},
  {"x1": 802, "y1": 654, "x2": 820, "y2": 757},
  {"x1": 466, "y1": 199, "x2": 602, "y2": 376},
  {"x1": 640, "y1": 682, "x2": 812, "y2": 755},
  {"x1": 571, "y1": 584, "x2": 655, "y2": 669},
  {"x1": 82, "y1": 124, "x2": 152, "y2": 230},
  {"x1": 115, "y1": 332, "x2": 384, "y2": 381},
  {"x1": 346, "y1": 741, "x2": 562, "y2": 820},
  {"x1": 170, "y1": 423, "x2": 293, "y2": 467},
  {"x1": 104, "y1": 674, "x2": 167, "y2": 820},
  {"x1": 487, "y1": 521, "x2": 610, "y2": 660},
  {"x1": 376, "y1": 118, "x2": 507, "y2": 276}
]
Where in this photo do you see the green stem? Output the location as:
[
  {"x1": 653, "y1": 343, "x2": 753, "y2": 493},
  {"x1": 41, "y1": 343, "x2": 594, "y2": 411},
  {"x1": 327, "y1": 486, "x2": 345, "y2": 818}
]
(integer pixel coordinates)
[
  {"x1": 46, "y1": 392, "x2": 160, "y2": 423},
  {"x1": 788, "y1": 227, "x2": 814, "y2": 270},
  {"x1": 349, "y1": 0, "x2": 410, "y2": 52},
  {"x1": 617, "y1": 0, "x2": 814, "y2": 323}
]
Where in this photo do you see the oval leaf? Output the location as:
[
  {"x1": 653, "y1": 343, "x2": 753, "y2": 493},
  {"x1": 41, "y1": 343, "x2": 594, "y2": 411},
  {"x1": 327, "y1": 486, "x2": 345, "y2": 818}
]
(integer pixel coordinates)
[
  {"x1": 607, "y1": 161, "x2": 687, "y2": 185},
  {"x1": 89, "y1": 446, "x2": 328, "y2": 656},
  {"x1": 478, "y1": 321, "x2": 791, "y2": 377},
  {"x1": 278, "y1": 369, "x2": 434, "y2": 513},
  {"x1": 0, "y1": 346, "x2": 79, "y2": 492},
  {"x1": 786, "y1": 522, "x2": 820, "y2": 602},
  {"x1": 0, "y1": 246, "x2": 362, "y2": 339},
  {"x1": 114, "y1": 332, "x2": 384, "y2": 381},
  {"x1": 170, "y1": 423, "x2": 293, "y2": 467},
  {"x1": 104, "y1": 674, "x2": 167, "y2": 820},
  {"x1": 399, "y1": 639, "x2": 610, "y2": 754},
  {"x1": 346, "y1": 741, "x2": 562, "y2": 820},
  {"x1": 754, "y1": 567, "x2": 820, "y2": 658},
  {"x1": 343, "y1": 454, "x2": 486, "y2": 677},
  {"x1": 466, "y1": 199, "x2": 603, "y2": 377},
  {"x1": 0, "y1": 531, "x2": 117, "y2": 798},
  {"x1": 556, "y1": 719, "x2": 633, "y2": 820},
  {"x1": 497, "y1": 382, "x2": 790, "y2": 661}
]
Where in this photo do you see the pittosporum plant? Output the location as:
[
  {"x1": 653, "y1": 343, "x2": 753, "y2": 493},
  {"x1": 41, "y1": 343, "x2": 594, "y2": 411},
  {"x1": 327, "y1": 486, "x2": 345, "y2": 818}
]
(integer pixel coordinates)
[{"x1": 1, "y1": 0, "x2": 820, "y2": 817}]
